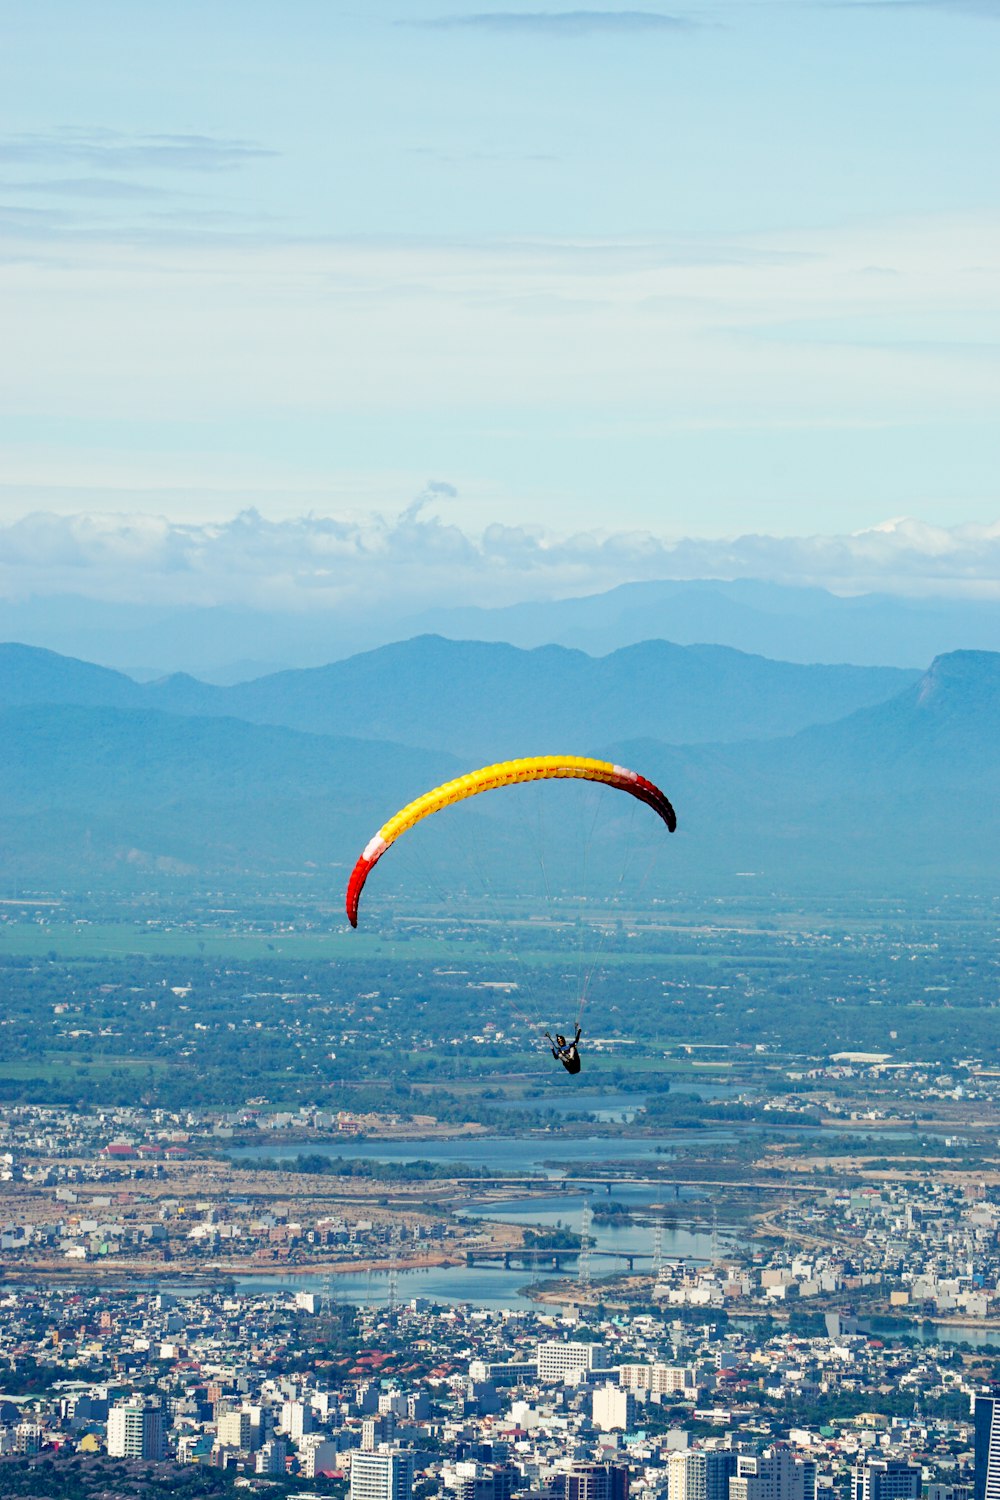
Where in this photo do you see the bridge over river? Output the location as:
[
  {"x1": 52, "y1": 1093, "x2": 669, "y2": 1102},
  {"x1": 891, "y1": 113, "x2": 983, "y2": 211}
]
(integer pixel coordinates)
[
  {"x1": 461, "y1": 1245, "x2": 704, "y2": 1272},
  {"x1": 450, "y1": 1176, "x2": 823, "y2": 1194}
]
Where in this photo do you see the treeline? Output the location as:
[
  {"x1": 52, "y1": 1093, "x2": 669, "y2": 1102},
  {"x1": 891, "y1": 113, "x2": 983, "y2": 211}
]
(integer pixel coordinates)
[{"x1": 244, "y1": 1152, "x2": 519, "y2": 1181}]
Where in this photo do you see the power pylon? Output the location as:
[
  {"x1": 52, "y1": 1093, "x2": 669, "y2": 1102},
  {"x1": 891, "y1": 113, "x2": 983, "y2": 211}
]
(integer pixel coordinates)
[
  {"x1": 578, "y1": 1202, "x2": 592, "y2": 1296},
  {"x1": 387, "y1": 1225, "x2": 399, "y2": 1322}
]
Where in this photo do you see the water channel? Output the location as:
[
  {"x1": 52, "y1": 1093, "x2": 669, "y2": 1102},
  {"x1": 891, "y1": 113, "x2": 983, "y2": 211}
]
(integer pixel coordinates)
[
  {"x1": 231, "y1": 1122, "x2": 743, "y2": 1309},
  {"x1": 226, "y1": 1090, "x2": 932, "y2": 1313}
]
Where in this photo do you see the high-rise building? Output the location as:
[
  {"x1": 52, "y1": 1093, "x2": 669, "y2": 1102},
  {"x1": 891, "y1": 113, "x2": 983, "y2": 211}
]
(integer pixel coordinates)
[
  {"x1": 593, "y1": 1384, "x2": 636, "y2": 1433},
  {"x1": 730, "y1": 1447, "x2": 815, "y2": 1500},
  {"x1": 14, "y1": 1424, "x2": 43, "y2": 1456},
  {"x1": 256, "y1": 1439, "x2": 288, "y2": 1476},
  {"x1": 853, "y1": 1460, "x2": 922, "y2": 1500},
  {"x1": 669, "y1": 1449, "x2": 737, "y2": 1500},
  {"x1": 537, "y1": 1342, "x2": 604, "y2": 1383},
  {"x1": 217, "y1": 1410, "x2": 252, "y2": 1452},
  {"x1": 300, "y1": 1436, "x2": 341, "y2": 1479},
  {"x1": 351, "y1": 1448, "x2": 415, "y2": 1500},
  {"x1": 363, "y1": 1413, "x2": 397, "y2": 1450},
  {"x1": 448, "y1": 1460, "x2": 517, "y2": 1500},
  {"x1": 281, "y1": 1399, "x2": 314, "y2": 1442},
  {"x1": 107, "y1": 1397, "x2": 167, "y2": 1461},
  {"x1": 553, "y1": 1463, "x2": 629, "y2": 1500},
  {"x1": 975, "y1": 1396, "x2": 1000, "y2": 1500}
]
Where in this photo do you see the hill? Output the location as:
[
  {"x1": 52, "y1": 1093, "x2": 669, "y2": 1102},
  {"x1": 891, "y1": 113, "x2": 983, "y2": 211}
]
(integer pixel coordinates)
[
  {"x1": 8, "y1": 582, "x2": 1000, "y2": 675},
  {"x1": 0, "y1": 704, "x2": 456, "y2": 883},
  {"x1": 407, "y1": 579, "x2": 1000, "y2": 669},
  {"x1": 0, "y1": 650, "x2": 996, "y2": 893},
  {"x1": 143, "y1": 635, "x2": 916, "y2": 757}
]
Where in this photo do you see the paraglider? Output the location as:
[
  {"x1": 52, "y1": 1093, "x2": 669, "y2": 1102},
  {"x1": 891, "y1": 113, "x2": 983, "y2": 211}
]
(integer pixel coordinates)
[{"x1": 344, "y1": 754, "x2": 676, "y2": 1071}]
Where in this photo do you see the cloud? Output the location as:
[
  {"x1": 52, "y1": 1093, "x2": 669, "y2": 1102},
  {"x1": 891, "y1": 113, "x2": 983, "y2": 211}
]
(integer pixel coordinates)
[
  {"x1": 0, "y1": 177, "x2": 171, "y2": 200},
  {"x1": 398, "y1": 480, "x2": 460, "y2": 524},
  {"x1": 406, "y1": 10, "x2": 694, "y2": 36},
  {"x1": 833, "y1": 0, "x2": 1000, "y2": 14},
  {"x1": 2, "y1": 506, "x2": 1000, "y2": 616},
  {"x1": 0, "y1": 129, "x2": 275, "y2": 174}
]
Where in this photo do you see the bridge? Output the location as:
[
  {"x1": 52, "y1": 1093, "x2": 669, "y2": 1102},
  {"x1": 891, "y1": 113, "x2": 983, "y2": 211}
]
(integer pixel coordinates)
[
  {"x1": 449, "y1": 1176, "x2": 823, "y2": 1194},
  {"x1": 464, "y1": 1246, "x2": 654, "y2": 1272}
]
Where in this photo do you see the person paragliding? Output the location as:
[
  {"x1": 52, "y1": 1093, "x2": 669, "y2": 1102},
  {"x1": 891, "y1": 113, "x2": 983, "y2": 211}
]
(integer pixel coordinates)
[
  {"x1": 546, "y1": 1024, "x2": 582, "y2": 1075},
  {"x1": 344, "y1": 753, "x2": 676, "y2": 1069}
]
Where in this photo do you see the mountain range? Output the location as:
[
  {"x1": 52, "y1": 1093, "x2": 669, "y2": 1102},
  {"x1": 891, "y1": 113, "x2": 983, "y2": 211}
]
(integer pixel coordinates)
[
  {"x1": 0, "y1": 636, "x2": 916, "y2": 760},
  {"x1": 1, "y1": 636, "x2": 997, "y2": 895},
  {"x1": 408, "y1": 579, "x2": 1000, "y2": 671},
  {"x1": 8, "y1": 579, "x2": 1000, "y2": 678}
]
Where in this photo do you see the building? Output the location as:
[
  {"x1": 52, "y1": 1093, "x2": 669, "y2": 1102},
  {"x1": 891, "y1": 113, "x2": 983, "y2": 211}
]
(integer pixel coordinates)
[
  {"x1": 536, "y1": 1341, "x2": 604, "y2": 1383},
  {"x1": 619, "y1": 1363, "x2": 696, "y2": 1396},
  {"x1": 14, "y1": 1423, "x2": 43, "y2": 1456},
  {"x1": 448, "y1": 1460, "x2": 517, "y2": 1500},
  {"x1": 975, "y1": 1396, "x2": 1000, "y2": 1500},
  {"x1": 554, "y1": 1463, "x2": 629, "y2": 1500},
  {"x1": 351, "y1": 1448, "x2": 415, "y2": 1500},
  {"x1": 107, "y1": 1396, "x2": 166, "y2": 1461},
  {"x1": 593, "y1": 1383, "x2": 636, "y2": 1433},
  {"x1": 853, "y1": 1460, "x2": 922, "y2": 1500},
  {"x1": 731, "y1": 1447, "x2": 816, "y2": 1500},
  {"x1": 669, "y1": 1449, "x2": 738, "y2": 1500},
  {"x1": 217, "y1": 1409, "x2": 252, "y2": 1452},
  {"x1": 300, "y1": 1436, "x2": 340, "y2": 1479},
  {"x1": 281, "y1": 1399, "x2": 314, "y2": 1441},
  {"x1": 469, "y1": 1359, "x2": 535, "y2": 1386},
  {"x1": 363, "y1": 1413, "x2": 397, "y2": 1450},
  {"x1": 256, "y1": 1438, "x2": 288, "y2": 1476}
]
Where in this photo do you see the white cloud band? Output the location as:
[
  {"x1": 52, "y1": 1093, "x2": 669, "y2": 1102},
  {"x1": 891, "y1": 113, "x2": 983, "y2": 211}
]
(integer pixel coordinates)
[{"x1": 2, "y1": 506, "x2": 1000, "y2": 612}]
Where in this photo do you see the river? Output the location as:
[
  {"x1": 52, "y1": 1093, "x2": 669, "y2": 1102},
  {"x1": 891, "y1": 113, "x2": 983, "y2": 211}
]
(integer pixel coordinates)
[{"x1": 230, "y1": 1125, "x2": 743, "y2": 1308}]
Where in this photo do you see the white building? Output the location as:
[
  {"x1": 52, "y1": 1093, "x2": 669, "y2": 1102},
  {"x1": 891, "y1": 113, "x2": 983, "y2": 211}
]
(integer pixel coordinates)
[
  {"x1": 14, "y1": 1423, "x2": 44, "y2": 1456},
  {"x1": 281, "y1": 1399, "x2": 314, "y2": 1441},
  {"x1": 300, "y1": 1435, "x2": 340, "y2": 1479},
  {"x1": 468, "y1": 1359, "x2": 534, "y2": 1386},
  {"x1": 536, "y1": 1341, "x2": 603, "y2": 1383},
  {"x1": 593, "y1": 1383, "x2": 635, "y2": 1433},
  {"x1": 107, "y1": 1397, "x2": 166, "y2": 1461},
  {"x1": 619, "y1": 1362, "x2": 696, "y2": 1395},
  {"x1": 351, "y1": 1448, "x2": 415, "y2": 1500}
]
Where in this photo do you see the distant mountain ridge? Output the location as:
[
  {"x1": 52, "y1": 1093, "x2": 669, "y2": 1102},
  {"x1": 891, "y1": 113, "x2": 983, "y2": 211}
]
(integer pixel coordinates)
[
  {"x1": 0, "y1": 636, "x2": 919, "y2": 761},
  {"x1": 0, "y1": 641, "x2": 997, "y2": 891},
  {"x1": 405, "y1": 579, "x2": 1000, "y2": 670},
  {"x1": 7, "y1": 580, "x2": 1000, "y2": 676}
]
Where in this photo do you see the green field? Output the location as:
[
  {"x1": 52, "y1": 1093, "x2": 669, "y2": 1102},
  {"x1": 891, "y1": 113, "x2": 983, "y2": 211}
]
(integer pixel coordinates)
[{"x1": 0, "y1": 919, "x2": 727, "y2": 968}]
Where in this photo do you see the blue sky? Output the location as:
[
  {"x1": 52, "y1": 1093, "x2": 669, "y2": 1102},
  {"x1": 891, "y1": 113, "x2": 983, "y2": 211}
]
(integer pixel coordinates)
[{"x1": 1, "y1": 0, "x2": 998, "y2": 606}]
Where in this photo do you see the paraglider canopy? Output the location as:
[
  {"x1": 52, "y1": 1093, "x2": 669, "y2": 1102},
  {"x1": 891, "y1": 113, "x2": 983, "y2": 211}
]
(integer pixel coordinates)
[{"x1": 345, "y1": 753, "x2": 676, "y2": 928}]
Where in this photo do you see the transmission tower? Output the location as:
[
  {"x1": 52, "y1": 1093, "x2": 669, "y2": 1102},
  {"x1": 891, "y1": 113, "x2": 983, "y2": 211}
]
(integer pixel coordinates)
[
  {"x1": 387, "y1": 1225, "x2": 399, "y2": 1322},
  {"x1": 652, "y1": 1218, "x2": 663, "y2": 1279},
  {"x1": 578, "y1": 1202, "x2": 592, "y2": 1296},
  {"x1": 710, "y1": 1203, "x2": 720, "y2": 1264}
]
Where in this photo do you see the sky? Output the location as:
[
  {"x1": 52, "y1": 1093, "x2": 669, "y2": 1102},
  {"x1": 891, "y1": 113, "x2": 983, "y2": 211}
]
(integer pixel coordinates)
[{"x1": 2, "y1": 0, "x2": 999, "y2": 609}]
